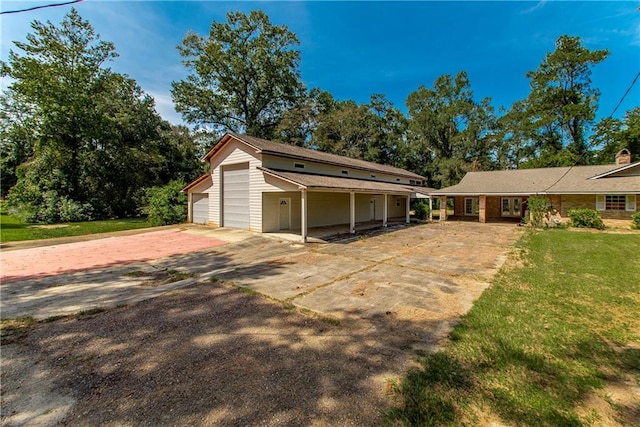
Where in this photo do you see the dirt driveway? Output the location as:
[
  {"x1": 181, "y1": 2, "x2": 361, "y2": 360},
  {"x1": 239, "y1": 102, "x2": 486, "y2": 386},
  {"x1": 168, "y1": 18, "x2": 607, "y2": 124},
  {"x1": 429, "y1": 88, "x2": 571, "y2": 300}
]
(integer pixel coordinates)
[{"x1": 1, "y1": 222, "x2": 522, "y2": 426}]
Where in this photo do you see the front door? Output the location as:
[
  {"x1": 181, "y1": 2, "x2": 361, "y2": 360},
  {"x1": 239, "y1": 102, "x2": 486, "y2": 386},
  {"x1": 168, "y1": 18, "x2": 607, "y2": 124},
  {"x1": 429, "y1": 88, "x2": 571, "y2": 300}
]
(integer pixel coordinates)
[
  {"x1": 279, "y1": 198, "x2": 291, "y2": 230},
  {"x1": 369, "y1": 199, "x2": 376, "y2": 220}
]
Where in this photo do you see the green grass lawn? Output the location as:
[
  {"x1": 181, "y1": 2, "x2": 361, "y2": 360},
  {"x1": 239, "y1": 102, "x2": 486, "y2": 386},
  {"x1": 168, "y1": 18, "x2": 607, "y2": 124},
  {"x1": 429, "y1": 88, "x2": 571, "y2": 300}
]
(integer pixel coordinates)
[
  {"x1": 0, "y1": 204, "x2": 155, "y2": 243},
  {"x1": 387, "y1": 229, "x2": 640, "y2": 426}
]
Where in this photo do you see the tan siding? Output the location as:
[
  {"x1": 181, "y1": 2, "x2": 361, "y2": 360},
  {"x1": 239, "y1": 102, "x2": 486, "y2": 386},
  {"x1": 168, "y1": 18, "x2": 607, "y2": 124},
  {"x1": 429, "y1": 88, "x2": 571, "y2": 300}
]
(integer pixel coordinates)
[
  {"x1": 307, "y1": 192, "x2": 350, "y2": 227},
  {"x1": 262, "y1": 154, "x2": 414, "y2": 184},
  {"x1": 262, "y1": 192, "x2": 302, "y2": 232},
  {"x1": 188, "y1": 177, "x2": 213, "y2": 194}
]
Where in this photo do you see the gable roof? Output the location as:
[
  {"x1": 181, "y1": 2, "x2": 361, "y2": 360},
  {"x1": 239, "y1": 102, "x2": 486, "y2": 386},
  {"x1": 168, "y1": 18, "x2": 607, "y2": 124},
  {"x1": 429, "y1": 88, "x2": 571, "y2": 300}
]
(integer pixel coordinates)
[
  {"x1": 203, "y1": 132, "x2": 425, "y2": 180},
  {"x1": 431, "y1": 162, "x2": 640, "y2": 196}
]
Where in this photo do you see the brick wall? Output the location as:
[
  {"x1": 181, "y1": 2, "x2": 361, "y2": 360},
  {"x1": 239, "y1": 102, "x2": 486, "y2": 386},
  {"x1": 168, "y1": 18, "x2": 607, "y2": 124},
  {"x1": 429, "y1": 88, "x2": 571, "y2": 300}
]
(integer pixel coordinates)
[
  {"x1": 485, "y1": 196, "x2": 503, "y2": 221},
  {"x1": 560, "y1": 194, "x2": 639, "y2": 220}
]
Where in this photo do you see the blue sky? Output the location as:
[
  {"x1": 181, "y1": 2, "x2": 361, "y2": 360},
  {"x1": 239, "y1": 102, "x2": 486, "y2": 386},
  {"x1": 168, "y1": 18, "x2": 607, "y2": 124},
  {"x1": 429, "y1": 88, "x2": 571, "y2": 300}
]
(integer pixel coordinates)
[{"x1": 2, "y1": 1, "x2": 639, "y2": 126}]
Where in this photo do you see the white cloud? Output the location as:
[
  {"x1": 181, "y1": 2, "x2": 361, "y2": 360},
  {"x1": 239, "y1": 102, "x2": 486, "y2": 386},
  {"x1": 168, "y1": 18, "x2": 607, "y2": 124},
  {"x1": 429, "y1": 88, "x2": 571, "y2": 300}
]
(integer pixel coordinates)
[
  {"x1": 146, "y1": 89, "x2": 184, "y2": 125},
  {"x1": 521, "y1": 0, "x2": 548, "y2": 15}
]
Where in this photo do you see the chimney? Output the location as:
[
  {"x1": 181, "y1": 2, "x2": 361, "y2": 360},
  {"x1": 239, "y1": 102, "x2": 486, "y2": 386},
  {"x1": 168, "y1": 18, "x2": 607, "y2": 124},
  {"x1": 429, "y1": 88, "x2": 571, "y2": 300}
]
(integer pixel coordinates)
[{"x1": 616, "y1": 148, "x2": 631, "y2": 165}]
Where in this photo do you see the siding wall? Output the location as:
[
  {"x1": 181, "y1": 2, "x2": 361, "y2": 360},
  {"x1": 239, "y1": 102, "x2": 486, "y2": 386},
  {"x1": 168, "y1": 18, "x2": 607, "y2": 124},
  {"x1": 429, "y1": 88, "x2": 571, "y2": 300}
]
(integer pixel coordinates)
[
  {"x1": 262, "y1": 154, "x2": 418, "y2": 185},
  {"x1": 208, "y1": 140, "x2": 292, "y2": 230}
]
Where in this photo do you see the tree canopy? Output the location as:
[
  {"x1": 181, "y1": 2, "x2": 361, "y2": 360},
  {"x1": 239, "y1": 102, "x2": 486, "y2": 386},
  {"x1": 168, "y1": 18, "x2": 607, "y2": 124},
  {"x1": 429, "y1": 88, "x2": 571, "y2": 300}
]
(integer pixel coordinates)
[
  {"x1": 171, "y1": 10, "x2": 305, "y2": 139},
  {"x1": 1, "y1": 9, "x2": 201, "y2": 222}
]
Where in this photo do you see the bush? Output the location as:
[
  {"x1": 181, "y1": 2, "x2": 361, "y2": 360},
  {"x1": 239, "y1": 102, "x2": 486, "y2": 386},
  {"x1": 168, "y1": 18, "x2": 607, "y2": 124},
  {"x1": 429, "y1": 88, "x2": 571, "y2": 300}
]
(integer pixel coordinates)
[
  {"x1": 143, "y1": 180, "x2": 187, "y2": 226},
  {"x1": 7, "y1": 189, "x2": 93, "y2": 223},
  {"x1": 632, "y1": 212, "x2": 640, "y2": 229},
  {"x1": 567, "y1": 208, "x2": 605, "y2": 230},
  {"x1": 527, "y1": 196, "x2": 549, "y2": 228},
  {"x1": 412, "y1": 200, "x2": 430, "y2": 221}
]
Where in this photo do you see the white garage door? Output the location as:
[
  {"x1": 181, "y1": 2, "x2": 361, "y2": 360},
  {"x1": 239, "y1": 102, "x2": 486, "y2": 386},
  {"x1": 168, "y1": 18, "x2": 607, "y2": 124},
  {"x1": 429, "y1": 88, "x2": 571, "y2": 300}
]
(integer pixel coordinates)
[
  {"x1": 223, "y1": 163, "x2": 250, "y2": 229},
  {"x1": 192, "y1": 193, "x2": 209, "y2": 224}
]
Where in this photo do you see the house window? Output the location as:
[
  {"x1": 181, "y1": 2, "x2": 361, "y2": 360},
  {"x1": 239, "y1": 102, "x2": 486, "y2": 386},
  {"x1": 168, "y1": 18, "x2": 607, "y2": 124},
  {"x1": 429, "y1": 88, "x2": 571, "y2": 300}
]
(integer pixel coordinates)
[
  {"x1": 597, "y1": 195, "x2": 636, "y2": 211},
  {"x1": 396, "y1": 199, "x2": 401, "y2": 207},
  {"x1": 410, "y1": 179, "x2": 416, "y2": 185},
  {"x1": 396, "y1": 178, "x2": 400, "y2": 182},
  {"x1": 606, "y1": 195, "x2": 626, "y2": 210},
  {"x1": 370, "y1": 174, "x2": 376, "y2": 178},
  {"x1": 464, "y1": 197, "x2": 479, "y2": 216},
  {"x1": 294, "y1": 163, "x2": 305, "y2": 169},
  {"x1": 501, "y1": 197, "x2": 521, "y2": 217},
  {"x1": 341, "y1": 170, "x2": 349, "y2": 176}
]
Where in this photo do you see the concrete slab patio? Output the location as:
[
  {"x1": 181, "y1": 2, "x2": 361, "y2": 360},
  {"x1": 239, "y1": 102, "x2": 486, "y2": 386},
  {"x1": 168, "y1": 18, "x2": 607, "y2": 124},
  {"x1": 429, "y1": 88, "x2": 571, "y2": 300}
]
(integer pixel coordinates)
[{"x1": 2, "y1": 222, "x2": 522, "y2": 336}]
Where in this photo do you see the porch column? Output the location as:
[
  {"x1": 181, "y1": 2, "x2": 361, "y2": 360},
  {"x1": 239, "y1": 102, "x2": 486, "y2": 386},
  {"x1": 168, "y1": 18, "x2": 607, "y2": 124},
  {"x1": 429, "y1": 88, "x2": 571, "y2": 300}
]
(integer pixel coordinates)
[
  {"x1": 428, "y1": 197, "x2": 433, "y2": 221},
  {"x1": 479, "y1": 195, "x2": 487, "y2": 223},
  {"x1": 383, "y1": 194, "x2": 388, "y2": 227},
  {"x1": 350, "y1": 192, "x2": 356, "y2": 234},
  {"x1": 301, "y1": 189, "x2": 308, "y2": 243},
  {"x1": 405, "y1": 195, "x2": 410, "y2": 223},
  {"x1": 440, "y1": 196, "x2": 448, "y2": 221},
  {"x1": 187, "y1": 192, "x2": 193, "y2": 222}
]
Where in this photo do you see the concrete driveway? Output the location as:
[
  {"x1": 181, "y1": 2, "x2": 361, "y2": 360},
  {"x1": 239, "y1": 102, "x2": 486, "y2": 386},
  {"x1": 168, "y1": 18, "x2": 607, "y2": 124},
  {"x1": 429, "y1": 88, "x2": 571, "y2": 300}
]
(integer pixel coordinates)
[
  {"x1": 1, "y1": 222, "x2": 522, "y2": 426},
  {"x1": 1, "y1": 222, "x2": 521, "y2": 340}
]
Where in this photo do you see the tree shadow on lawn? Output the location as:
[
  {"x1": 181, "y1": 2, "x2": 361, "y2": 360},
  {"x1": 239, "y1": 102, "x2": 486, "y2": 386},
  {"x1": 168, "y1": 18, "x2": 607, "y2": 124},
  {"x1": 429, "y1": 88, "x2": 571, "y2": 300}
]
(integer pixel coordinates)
[
  {"x1": 386, "y1": 334, "x2": 639, "y2": 426},
  {"x1": 2, "y1": 282, "x2": 454, "y2": 426}
]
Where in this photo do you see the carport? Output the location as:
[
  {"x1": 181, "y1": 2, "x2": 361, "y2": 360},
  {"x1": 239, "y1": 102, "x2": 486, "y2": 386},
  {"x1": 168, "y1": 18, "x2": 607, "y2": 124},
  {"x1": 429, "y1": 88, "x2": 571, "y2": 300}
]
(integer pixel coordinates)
[{"x1": 260, "y1": 168, "x2": 419, "y2": 242}]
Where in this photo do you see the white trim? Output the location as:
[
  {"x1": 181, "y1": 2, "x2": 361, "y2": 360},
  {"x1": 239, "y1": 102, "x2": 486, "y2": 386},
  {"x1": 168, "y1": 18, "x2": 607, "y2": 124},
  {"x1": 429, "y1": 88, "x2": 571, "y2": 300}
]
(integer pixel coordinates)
[
  {"x1": 626, "y1": 194, "x2": 636, "y2": 211},
  {"x1": 589, "y1": 161, "x2": 640, "y2": 179}
]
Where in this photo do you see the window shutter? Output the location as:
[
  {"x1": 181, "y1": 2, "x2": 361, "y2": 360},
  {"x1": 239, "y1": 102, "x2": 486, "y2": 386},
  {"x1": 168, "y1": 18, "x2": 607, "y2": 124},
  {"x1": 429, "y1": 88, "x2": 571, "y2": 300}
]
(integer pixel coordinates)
[
  {"x1": 626, "y1": 195, "x2": 637, "y2": 212},
  {"x1": 596, "y1": 195, "x2": 605, "y2": 211}
]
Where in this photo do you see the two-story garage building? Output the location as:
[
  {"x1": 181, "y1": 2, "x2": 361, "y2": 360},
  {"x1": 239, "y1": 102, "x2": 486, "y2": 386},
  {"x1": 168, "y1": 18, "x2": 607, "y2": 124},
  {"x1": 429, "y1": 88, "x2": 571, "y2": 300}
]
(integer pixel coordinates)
[{"x1": 183, "y1": 132, "x2": 431, "y2": 241}]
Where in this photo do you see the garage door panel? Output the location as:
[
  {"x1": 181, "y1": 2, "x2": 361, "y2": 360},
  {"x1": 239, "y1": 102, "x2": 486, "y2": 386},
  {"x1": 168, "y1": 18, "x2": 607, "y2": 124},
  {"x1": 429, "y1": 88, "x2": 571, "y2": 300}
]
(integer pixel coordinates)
[
  {"x1": 223, "y1": 165, "x2": 249, "y2": 229},
  {"x1": 192, "y1": 193, "x2": 209, "y2": 224}
]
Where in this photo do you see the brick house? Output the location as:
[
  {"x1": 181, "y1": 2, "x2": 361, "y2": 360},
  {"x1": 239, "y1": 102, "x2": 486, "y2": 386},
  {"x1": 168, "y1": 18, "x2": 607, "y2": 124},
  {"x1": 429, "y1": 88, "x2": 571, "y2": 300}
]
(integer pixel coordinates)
[{"x1": 431, "y1": 149, "x2": 639, "y2": 223}]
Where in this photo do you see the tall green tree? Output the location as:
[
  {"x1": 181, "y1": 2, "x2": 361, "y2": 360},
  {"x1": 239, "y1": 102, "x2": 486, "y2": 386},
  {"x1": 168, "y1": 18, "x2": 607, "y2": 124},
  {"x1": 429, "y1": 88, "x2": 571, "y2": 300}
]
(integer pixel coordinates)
[
  {"x1": 503, "y1": 35, "x2": 608, "y2": 167},
  {"x1": 1, "y1": 9, "x2": 199, "y2": 222},
  {"x1": 406, "y1": 71, "x2": 496, "y2": 187},
  {"x1": 0, "y1": 90, "x2": 37, "y2": 197},
  {"x1": 590, "y1": 107, "x2": 640, "y2": 165},
  {"x1": 171, "y1": 10, "x2": 305, "y2": 139}
]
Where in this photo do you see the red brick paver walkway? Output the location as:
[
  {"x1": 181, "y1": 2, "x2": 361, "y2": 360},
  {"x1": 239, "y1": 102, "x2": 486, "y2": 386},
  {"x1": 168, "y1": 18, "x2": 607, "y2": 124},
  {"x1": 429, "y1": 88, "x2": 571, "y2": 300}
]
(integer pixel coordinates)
[{"x1": 1, "y1": 229, "x2": 225, "y2": 284}]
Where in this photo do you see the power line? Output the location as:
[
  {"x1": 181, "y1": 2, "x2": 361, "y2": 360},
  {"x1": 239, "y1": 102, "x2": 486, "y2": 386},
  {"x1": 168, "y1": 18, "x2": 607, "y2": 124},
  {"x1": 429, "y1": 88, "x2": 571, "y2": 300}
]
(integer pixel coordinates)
[
  {"x1": 541, "y1": 70, "x2": 640, "y2": 193},
  {"x1": 1, "y1": 0, "x2": 83, "y2": 15},
  {"x1": 609, "y1": 71, "x2": 640, "y2": 118}
]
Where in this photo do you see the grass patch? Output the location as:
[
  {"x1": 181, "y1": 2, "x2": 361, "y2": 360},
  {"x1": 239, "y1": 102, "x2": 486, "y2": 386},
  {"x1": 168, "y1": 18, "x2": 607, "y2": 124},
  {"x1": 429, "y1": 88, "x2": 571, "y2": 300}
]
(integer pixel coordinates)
[
  {"x1": 0, "y1": 316, "x2": 37, "y2": 344},
  {"x1": 77, "y1": 307, "x2": 106, "y2": 317},
  {"x1": 140, "y1": 269, "x2": 195, "y2": 287},
  {"x1": 0, "y1": 202, "x2": 155, "y2": 243},
  {"x1": 386, "y1": 229, "x2": 640, "y2": 426},
  {"x1": 123, "y1": 270, "x2": 150, "y2": 278}
]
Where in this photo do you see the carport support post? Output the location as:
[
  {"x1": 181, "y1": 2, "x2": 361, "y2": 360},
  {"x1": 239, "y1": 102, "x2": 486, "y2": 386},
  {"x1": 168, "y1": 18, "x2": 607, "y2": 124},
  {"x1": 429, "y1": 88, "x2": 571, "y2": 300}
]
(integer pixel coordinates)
[
  {"x1": 428, "y1": 197, "x2": 433, "y2": 221},
  {"x1": 440, "y1": 196, "x2": 448, "y2": 221},
  {"x1": 405, "y1": 195, "x2": 410, "y2": 223},
  {"x1": 383, "y1": 194, "x2": 388, "y2": 227},
  {"x1": 350, "y1": 192, "x2": 356, "y2": 234},
  {"x1": 301, "y1": 189, "x2": 308, "y2": 243}
]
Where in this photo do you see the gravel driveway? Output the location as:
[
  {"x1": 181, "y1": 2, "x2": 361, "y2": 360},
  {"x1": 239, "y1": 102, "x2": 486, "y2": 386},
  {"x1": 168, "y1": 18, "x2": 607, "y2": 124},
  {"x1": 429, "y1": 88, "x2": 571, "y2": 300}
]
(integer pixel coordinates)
[{"x1": 1, "y1": 222, "x2": 522, "y2": 426}]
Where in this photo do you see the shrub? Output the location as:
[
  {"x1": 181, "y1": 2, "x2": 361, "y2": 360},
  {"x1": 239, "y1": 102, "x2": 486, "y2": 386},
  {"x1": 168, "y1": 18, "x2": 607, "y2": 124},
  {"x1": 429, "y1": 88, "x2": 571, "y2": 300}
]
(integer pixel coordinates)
[
  {"x1": 7, "y1": 189, "x2": 93, "y2": 223},
  {"x1": 413, "y1": 200, "x2": 430, "y2": 221},
  {"x1": 143, "y1": 180, "x2": 187, "y2": 226},
  {"x1": 527, "y1": 196, "x2": 549, "y2": 228},
  {"x1": 567, "y1": 208, "x2": 605, "y2": 230},
  {"x1": 632, "y1": 212, "x2": 640, "y2": 229}
]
